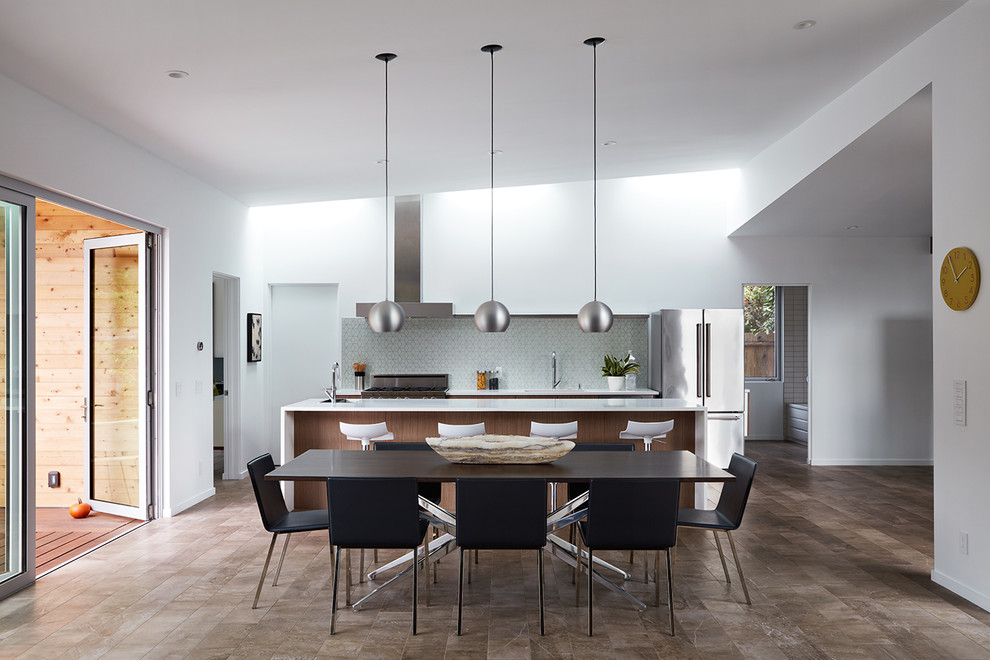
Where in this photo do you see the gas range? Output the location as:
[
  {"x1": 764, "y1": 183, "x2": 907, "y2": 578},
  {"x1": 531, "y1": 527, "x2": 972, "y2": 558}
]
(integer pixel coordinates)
[{"x1": 362, "y1": 374, "x2": 449, "y2": 399}]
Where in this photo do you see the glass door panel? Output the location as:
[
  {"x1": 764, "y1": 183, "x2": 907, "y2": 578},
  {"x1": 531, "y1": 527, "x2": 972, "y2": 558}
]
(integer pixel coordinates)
[
  {"x1": 83, "y1": 234, "x2": 148, "y2": 519},
  {"x1": 1, "y1": 190, "x2": 33, "y2": 598}
]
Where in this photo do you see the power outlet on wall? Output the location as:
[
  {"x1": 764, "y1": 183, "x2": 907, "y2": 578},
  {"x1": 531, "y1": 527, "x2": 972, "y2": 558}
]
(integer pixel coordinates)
[{"x1": 960, "y1": 530, "x2": 969, "y2": 555}]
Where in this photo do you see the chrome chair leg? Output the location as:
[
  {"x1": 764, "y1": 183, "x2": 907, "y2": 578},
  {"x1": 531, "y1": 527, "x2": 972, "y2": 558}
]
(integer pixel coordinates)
[
  {"x1": 331, "y1": 545, "x2": 342, "y2": 635},
  {"x1": 412, "y1": 543, "x2": 418, "y2": 635},
  {"x1": 272, "y1": 534, "x2": 291, "y2": 586},
  {"x1": 253, "y1": 533, "x2": 279, "y2": 609},
  {"x1": 423, "y1": 539, "x2": 431, "y2": 606},
  {"x1": 457, "y1": 548, "x2": 465, "y2": 635},
  {"x1": 725, "y1": 530, "x2": 751, "y2": 605},
  {"x1": 655, "y1": 550, "x2": 661, "y2": 607},
  {"x1": 574, "y1": 535, "x2": 582, "y2": 606},
  {"x1": 538, "y1": 549, "x2": 546, "y2": 636},
  {"x1": 345, "y1": 549, "x2": 352, "y2": 606},
  {"x1": 587, "y1": 547, "x2": 595, "y2": 636},
  {"x1": 713, "y1": 530, "x2": 731, "y2": 583},
  {"x1": 665, "y1": 548, "x2": 674, "y2": 636}
]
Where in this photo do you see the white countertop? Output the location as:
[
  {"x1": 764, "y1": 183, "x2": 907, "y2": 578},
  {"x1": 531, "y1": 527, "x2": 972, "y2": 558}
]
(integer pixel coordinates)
[
  {"x1": 446, "y1": 388, "x2": 659, "y2": 397},
  {"x1": 283, "y1": 397, "x2": 703, "y2": 413}
]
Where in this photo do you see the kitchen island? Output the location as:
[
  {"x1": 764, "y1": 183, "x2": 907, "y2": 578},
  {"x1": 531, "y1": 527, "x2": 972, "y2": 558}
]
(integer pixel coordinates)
[{"x1": 280, "y1": 397, "x2": 707, "y2": 509}]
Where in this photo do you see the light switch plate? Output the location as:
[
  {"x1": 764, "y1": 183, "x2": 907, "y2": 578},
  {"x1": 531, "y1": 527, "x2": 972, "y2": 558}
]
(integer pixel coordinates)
[{"x1": 953, "y1": 379, "x2": 966, "y2": 426}]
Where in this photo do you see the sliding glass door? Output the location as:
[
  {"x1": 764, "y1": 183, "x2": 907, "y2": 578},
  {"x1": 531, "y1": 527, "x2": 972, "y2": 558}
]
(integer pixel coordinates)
[{"x1": 0, "y1": 188, "x2": 34, "y2": 598}]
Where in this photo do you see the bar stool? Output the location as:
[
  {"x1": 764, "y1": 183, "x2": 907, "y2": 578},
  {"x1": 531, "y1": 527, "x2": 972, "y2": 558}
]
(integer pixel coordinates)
[
  {"x1": 619, "y1": 420, "x2": 674, "y2": 452},
  {"x1": 530, "y1": 421, "x2": 578, "y2": 440},
  {"x1": 438, "y1": 422, "x2": 486, "y2": 438},
  {"x1": 340, "y1": 421, "x2": 393, "y2": 450}
]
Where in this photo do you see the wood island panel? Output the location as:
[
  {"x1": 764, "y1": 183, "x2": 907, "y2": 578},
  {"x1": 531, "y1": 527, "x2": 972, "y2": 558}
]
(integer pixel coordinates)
[{"x1": 285, "y1": 404, "x2": 702, "y2": 510}]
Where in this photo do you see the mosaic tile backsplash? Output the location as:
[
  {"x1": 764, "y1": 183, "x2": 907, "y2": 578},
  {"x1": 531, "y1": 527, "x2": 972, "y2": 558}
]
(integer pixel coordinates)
[{"x1": 342, "y1": 316, "x2": 649, "y2": 391}]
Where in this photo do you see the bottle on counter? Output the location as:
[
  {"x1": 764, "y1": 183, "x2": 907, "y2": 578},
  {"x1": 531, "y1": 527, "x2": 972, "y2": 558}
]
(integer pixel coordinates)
[{"x1": 476, "y1": 370, "x2": 487, "y2": 390}]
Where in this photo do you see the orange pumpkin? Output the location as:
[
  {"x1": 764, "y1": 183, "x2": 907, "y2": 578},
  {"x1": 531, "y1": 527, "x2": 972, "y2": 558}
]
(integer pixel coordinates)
[{"x1": 69, "y1": 498, "x2": 91, "y2": 519}]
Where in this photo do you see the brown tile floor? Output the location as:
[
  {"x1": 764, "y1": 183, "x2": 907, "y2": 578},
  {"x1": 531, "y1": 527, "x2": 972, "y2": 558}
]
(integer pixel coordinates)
[{"x1": 1, "y1": 441, "x2": 989, "y2": 658}]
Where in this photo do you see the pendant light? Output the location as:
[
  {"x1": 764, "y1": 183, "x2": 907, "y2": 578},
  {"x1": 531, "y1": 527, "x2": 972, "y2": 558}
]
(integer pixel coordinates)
[
  {"x1": 474, "y1": 43, "x2": 511, "y2": 333},
  {"x1": 577, "y1": 36, "x2": 614, "y2": 333},
  {"x1": 368, "y1": 52, "x2": 406, "y2": 333}
]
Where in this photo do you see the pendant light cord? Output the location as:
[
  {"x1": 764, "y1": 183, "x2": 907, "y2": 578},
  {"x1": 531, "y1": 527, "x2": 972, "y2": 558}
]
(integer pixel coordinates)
[
  {"x1": 489, "y1": 47, "x2": 495, "y2": 301},
  {"x1": 591, "y1": 39, "x2": 599, "y2": 301},
  {"x1": 383, "y1": 56, "x2": 390, "y2": 301}
]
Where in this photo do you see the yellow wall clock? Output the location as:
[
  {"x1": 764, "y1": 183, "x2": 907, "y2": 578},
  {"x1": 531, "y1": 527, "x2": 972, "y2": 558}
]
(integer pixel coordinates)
[{"x1": 940, "y1": 246, "x2": 980, "y2": 310}]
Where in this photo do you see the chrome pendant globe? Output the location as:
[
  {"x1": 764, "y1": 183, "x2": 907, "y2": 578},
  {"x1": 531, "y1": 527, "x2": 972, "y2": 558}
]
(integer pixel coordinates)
[
  {"x1": 578, "y1": 299, "x2": 614, "y2": 333},
  {"x1": 368, "y1": 299, "x2": 405, "y2": 333},
  {"x1": 474, "y1": 299, "x2": 510, "y2": 332}
]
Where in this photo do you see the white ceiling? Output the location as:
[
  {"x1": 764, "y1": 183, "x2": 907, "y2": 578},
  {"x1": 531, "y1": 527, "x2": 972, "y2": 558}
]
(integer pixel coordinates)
[
  {"x1": 0, "y1": 0, "x2": 959, "y2": 227},
  {"x1": 733, "y1": 85, "x2": 933, "y2": 238}
]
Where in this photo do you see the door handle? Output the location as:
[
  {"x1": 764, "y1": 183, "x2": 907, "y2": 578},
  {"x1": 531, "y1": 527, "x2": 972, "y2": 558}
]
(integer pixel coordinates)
[
  {"x1": 705, "y1": 323, "x2": 712, "y2": 398},
  {"x1": 708, "y1": 414, "x2": 742, "y2": 421},
  {"x1": 696, "y1": 323, "x2": 704, "y2": 397}
]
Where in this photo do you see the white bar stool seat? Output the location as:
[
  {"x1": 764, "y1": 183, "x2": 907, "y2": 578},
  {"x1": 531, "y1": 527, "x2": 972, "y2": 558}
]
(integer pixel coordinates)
[
  {"x1": 530, "y1": 421, "x2": 578, "y2": 440},
  {"x1": 619, "y1": 420, "x2": 674, "y2": 451},
  {"x1": 340, "y1": 421, "x2": 394, "y2": 450},
  {"x1": 438, "y1": 422, "x2": 487, "y2": 438}
]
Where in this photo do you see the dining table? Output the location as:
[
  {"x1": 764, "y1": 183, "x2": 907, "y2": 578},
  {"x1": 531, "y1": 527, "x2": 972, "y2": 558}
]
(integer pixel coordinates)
[{"x1": 266, "y1": 448, "x2": 734, "y2": 611}]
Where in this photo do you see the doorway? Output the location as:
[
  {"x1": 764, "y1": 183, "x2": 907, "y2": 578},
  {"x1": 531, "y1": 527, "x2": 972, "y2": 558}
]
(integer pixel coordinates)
[
  {"x1": 267, "y1": 284, "x2": 339, "y2": 452},
  {"x1": 743, "y1": 284, "x2": 811, "y2": 460},
  {"x1": 34, "y1": 200, "x2": 158, "y2": 572},
  {"x1": 212, "y1": 273, "x2": 240, "y2": 482}
]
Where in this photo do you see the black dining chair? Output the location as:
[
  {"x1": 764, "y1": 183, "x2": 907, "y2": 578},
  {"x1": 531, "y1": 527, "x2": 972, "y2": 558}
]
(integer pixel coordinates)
[
  {"x1": 564, "y1": 443, "x2": 634, "y2": 581},
  {"x1": 247, "y1": 453, "x2": 330, "y2": 609},
  {"x1": 372, "y1": 442, "x2": 443, "y2": 505},
  {"x1": 455, "y1": 478, "x2": 548, "y2": 636},
  {"x1": 677, "y1": 452, "x2": 757, "y2": 605},
  {"x1": 326, "y1": 477, "x2": 429, "y2": 635},
  {"x1": 374, "y1": 441, "x2": 444, "y2": 601},
  {"x1": 577, "y1": 478, "x2": 681, "y2": 636}
]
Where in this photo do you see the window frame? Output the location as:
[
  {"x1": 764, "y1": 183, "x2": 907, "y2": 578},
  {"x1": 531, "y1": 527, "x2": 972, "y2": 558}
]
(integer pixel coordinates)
[{"x1": 743, "y1": 284, "x2": 782, "y2": 382}]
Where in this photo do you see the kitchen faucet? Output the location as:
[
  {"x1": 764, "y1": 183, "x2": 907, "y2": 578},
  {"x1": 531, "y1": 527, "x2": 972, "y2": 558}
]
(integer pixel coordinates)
[
  {"x1": 329, "y1": 361, "x2": 340, "y2": 404},
  {"x1": 551, "y1": 351, "x2": 561, "y2": 389}
]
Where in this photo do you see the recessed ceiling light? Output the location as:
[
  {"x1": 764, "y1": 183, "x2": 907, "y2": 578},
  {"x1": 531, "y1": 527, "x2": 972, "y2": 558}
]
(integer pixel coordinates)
[
  {"x1": 845, "y1": 225, "x2": 859, "y2": 231},
  {"x1": 166, "y1": 70, "x2": 189, "y2": 79},
  {"x1": 602, "y1": 140, "x2": 616, "y2": 147},
  {"x1": 793, "y1": 20, "x2": 817, "y2": 30}
]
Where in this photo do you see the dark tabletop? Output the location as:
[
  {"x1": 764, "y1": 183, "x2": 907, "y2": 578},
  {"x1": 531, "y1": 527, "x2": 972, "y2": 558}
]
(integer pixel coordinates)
[{"x1": 266, "y1": 449, "x2": 733, "y2": 483}]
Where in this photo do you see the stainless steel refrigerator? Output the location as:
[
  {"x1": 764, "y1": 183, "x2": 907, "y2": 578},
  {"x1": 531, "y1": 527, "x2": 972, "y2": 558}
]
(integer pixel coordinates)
[{"x1": 648, "y1": 309, "x2": 745, "y2": 469}]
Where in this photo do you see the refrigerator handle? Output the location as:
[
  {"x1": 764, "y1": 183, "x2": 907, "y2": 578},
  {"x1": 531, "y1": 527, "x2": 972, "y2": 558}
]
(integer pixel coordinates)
[
  {"x1": 705, "y1": 323, "x2": 712, "y2": 398},
  {"x1": 696, "y1": 323, "x2": 704, "y2": 397}
]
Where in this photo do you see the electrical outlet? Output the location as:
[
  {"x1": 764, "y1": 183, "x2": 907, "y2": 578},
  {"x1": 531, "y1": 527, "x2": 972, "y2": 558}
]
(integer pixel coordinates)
[
  {"x1": 960, "y1": 531, "x2": 969, "y2": 555},
  {"x1": 175, "y1": 381, "x2": 183, "y2": 397}
]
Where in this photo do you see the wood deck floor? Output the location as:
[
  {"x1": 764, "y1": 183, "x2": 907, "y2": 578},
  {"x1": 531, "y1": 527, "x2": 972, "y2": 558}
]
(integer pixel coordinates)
[
  {"x1": 1, "y1": 441, "x2": 988, "y2": 658},
  {"x1": 35, "y1": 508, "x2": 144, "y2": 575}
]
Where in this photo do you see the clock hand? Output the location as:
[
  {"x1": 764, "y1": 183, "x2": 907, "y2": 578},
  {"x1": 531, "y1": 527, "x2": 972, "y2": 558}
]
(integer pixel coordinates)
[
  {"x1": 955, "y1": 265, "x2": 969, "y2": 282},
  {"x1": 947, "y1": 256, "x2": 959, "y2": 280}
]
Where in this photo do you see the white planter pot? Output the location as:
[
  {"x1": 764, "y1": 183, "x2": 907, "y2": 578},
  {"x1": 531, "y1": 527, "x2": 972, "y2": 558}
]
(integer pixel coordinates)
[{"x1": 606, "y1": 376, "x2": 625, "y2": 391}]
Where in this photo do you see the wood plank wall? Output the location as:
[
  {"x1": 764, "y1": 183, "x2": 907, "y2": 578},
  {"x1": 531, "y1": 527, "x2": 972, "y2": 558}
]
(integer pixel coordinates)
[{"x1": 35, "y1": 200, "x2": 135, "y2": 507}]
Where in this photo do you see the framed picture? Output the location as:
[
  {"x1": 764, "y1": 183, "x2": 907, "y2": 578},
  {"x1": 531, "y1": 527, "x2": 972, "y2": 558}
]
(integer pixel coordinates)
[{"x1": 247, "y1": 313, "x2": 262, "y2": 362}]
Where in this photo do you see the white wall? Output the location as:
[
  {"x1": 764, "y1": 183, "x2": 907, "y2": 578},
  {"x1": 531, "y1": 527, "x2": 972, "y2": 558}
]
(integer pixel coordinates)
[
  {"x1": 267, "y1": 284, "x2": 339, "y2": 450},
  {"x1": 730, "y1": 0, "x2": 988, "y2": 610},
  {"x1": 261, "y1": 170, "x2": 933, "y2": 470},
  {"x1": 0, "y1": 72, "x2": 262, "y2": 516}
]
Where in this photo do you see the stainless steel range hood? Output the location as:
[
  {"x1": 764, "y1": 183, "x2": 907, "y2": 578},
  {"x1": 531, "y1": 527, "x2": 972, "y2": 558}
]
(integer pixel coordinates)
[{"x1": 356, "y1": 194, "x2": 454, "y2": 319}]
